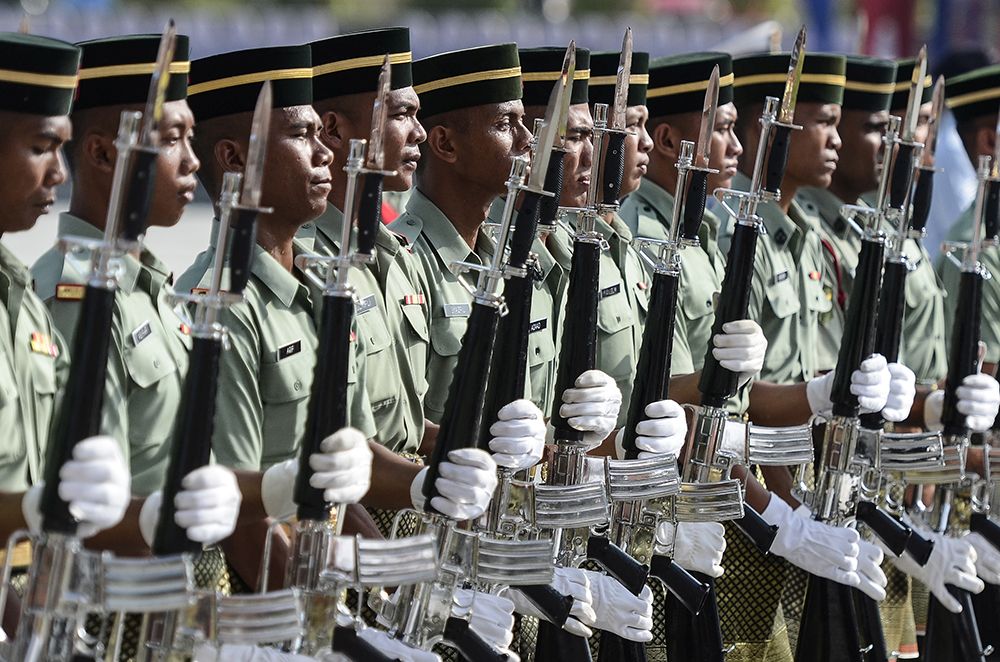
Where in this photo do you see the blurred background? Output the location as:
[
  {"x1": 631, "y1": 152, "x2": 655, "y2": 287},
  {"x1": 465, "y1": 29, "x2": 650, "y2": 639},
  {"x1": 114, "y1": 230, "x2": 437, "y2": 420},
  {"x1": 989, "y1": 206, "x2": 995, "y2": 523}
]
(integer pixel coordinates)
[{"x1": 3, "y1": 0, "x2": 998, "y2": 271}]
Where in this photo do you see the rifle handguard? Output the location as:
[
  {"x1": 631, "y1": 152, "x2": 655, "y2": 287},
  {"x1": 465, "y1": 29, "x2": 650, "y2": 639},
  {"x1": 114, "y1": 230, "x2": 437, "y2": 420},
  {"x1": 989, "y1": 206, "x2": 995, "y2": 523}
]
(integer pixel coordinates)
[
  {"x1": 855, "y1": 501, "x2": 910, "y2": 557},
  {"x1": 648, "y1": 554, "x2": 711, "y2": 615},
  {"x1": 941, "y1": 271, "x2": 983, "y2": 437},
  {"x1": 356, "y1": 172, "x2": 384, "y2": 257}
]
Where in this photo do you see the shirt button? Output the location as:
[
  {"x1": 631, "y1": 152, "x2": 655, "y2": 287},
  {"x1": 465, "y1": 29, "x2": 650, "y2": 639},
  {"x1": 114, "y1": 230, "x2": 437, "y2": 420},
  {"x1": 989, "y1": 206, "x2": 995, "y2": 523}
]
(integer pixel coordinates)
[
  {"x1": 407, "y1": 219, "x2": 415, "y2": 225},
  {"x1": 535, "y1": 347, "x2": 541, "y2": 355},
  {"x1": 153, "y1": 359, "x2": 161, "y2": 368},
  {"x1": 293, "y1": 381, "x2": 302, "y2": 391}
]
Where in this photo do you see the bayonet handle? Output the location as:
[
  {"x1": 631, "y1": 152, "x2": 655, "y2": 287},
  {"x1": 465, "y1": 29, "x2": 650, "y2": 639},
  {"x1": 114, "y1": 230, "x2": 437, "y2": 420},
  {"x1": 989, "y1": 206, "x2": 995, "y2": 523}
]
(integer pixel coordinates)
[
  {"x1": 586, "y1": 535, "x2": 648, "y2": 595},
  {"x1": 910, "y1": 169, "x2": 934, "y2": 236},
  {"x1": 682, "y1": 170, "x2": 709, "y2": 241},
  {"x1": 699, "y1": 222, "x2": 758, "y2": 407},
  {"x1": 356, "y1": 172, "x2": 384, "y2": 258},
  {"x1": 600, "y1": 132, "x2": 628, "y2": 207},
  {"x1": 971, "y1": 513, "x2": 1000, "y2": 551},
  {"x1": 330, "y1": 626, "x2": 397, "y2": 662},
  {"x1": 764, "y1": 126, "x2": 793, "y2": 195},
  {"x1": 855, "y1": 501, "x2": 910, "y2": 557},
  {"x1": 444, "y1": 616, "x2": 512, "y2": 662},
  {"x1": 515, "y1": 584, "x2": 575, "y2": 627},
  {"x1": 295, "y1": 293, "x2": 352, "y2": 522},
  {"x1": 942, "y1": 271, "x2": 983, "y2": 436},
  {"x1": 537, "y1": 149, "x2": 567, "y2": 230},
  {"x1": 228, "y1": 208, "x2": 259, "y2": 296},
  {"x1": 153, "y1": 335, "x2": 222, "y2": 555},
  {"x1": 902, "y1": 521, "x2": 935, "y2": 566},
  {"x1": 41, "y1": 285, "x2": 116, "y2": 535},
  {"x1": 120, "y1": 148, "x2": 159, "y2": 243},
  {"x1": 735, "y1": 503, "x2": 778, "y2": 553},
  {"x1": 986, "y1": 179, "x2": 1000, "y2": 241},
  {"x1": 648, "y1": 554, "x2": 711, "y2": 615},
  {"x1": 889, "y1": 144, "x2": 918, "y2": 210}
]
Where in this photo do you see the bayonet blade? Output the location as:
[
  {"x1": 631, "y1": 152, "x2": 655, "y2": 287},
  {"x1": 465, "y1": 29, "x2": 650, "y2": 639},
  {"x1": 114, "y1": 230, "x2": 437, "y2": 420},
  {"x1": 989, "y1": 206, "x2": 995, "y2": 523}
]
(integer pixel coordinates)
[
  {"x1": 902, "y1": 46, "x2": 928, "y2": 142},
  {"x1": 992, "y1": 104, "x2": 1000, "y2": 179},
  {"x1": 921, "y1": 76, "x2": 946, "y2": 168},
  {"x1": 366, "y1": 56, "x2": 392, "y2": 171},
  {"x1": 527, "y1": 54, "x2": 570, "y2": 190},
  {"x1": 778, "y1": 25, "x2": 807, "y2": 124},
  {"x1": 555, "y1": 41, "x2": 576, "y2": 146},
  {"x1": 609, "y1": 27, "x2": 632, "y2": 131},
  {"x1": 139, "y1": 20, "x2": 177, "y2": 147},
  {"x1": 240, "y1": 81, "x2": 273, "y2": 209},
  {"x1": 695, "y1": 65, "x2": 720, "y2": 168}
]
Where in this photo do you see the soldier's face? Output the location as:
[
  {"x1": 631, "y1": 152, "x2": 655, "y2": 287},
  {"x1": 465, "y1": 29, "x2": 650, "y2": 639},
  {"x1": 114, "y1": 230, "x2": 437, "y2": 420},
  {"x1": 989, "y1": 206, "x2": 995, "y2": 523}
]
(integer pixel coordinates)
[
  {"x1": 0, "y1": 113, "x2": 70, "y2": 234},
  {"x1": 786, "y1": 101, "x2": 842, "y2": 189},
  {"x1": 148, "y1": 100, "x2": 199, "y2": 228},
  {"x1": 621, "y1": 104, "x2": 652, "y2": 196},
  {"x1": 560, "y1": 103, "x2": 594, "y2": 208},
  {"x1": 261, "y1": 105, "x2": 333, "y2": 225},
  {"x1": 708, "y1": 102, "x2": 742, "y2": 192},
  {"x1": 832, "y1": 109, "x2": 888, "y2": 197},
  {"x1": 383, "y1": 87, "x2": 426, "y2": 192},
  {"x1": 455, "y1": 100, "x2": 531, "y2": 196}
]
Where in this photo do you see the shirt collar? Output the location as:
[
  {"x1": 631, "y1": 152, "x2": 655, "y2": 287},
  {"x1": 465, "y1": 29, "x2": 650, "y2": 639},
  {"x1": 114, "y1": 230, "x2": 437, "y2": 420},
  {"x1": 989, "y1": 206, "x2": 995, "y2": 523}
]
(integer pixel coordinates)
[
  {"x1": 757, "y1": 200, "x2": 801, "y2": 250},
  {"x1": 58, "y1": 212, "x2": 141, "y2": 294},
  {"x1": 0, "y1": 241, "x2": 30, "y2": 289},
  {"x1": 407, "y1": 188, "x2": 489, "y2": 269},
  {"x1": 798, "y1": 187, "x2": 856, "y2": 238},
  {"x1": 314, "y1": 204, "x2": 348, "y2": 253},
  {"x1": 250, "y1": 240, "x2": 311, "y2": 308},
  {"x1": 635, "y1": 178, "x2": 675, "y2": 218}
]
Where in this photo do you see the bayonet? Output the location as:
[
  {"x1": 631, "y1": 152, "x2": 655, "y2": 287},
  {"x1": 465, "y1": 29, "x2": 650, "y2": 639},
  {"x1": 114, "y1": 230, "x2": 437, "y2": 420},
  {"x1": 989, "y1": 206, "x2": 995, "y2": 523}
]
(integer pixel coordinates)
[
  {"x1": 920, "y1": 76, "x2": 946, "y2": 169},
  {"x1": 778, "y1": 25, "x2": 806, "y2": 125},
  {"x1": 139, "y1": 19, "x2": 176, "y2": 148},
  {"x1": 366, "y1": 56, "x2": 392, "y2": 172},
  {"x1": 694, "y1": 65, "x2": 720, "y2": 169},
  {"x1": 525, "y1": 51, "x2": 569, "y2": 192},
  {"x1": 902, "y1": 46, "x2": 928, "y2": 143},
  {"x1": 555, "y1": 41, "x2": 576, "y2": 148},
  {"x1": 240, "y1": 81, "x2": 272, "y2": 210},
  {"x1": 609, "y1": 27, "x2": 632, "y2": 131}
]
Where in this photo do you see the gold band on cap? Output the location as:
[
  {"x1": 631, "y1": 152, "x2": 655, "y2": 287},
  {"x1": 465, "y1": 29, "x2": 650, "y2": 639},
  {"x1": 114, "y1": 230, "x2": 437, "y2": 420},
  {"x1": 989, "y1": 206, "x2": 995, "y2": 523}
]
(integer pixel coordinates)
[
  {"x1": 313, "y1": 51, "x2": 412, "y2": 77},
  {"x1": 893, "y1": 75, "x2": 932, "y2": 92},
  {"x1": 843, "y1": 80, "x2": 896, "y2": 93},
  {"x1": 647, "y1": 72, "x2": 735, "y2": 99},
  {"x1": 520, "y1": 69, "x2": 591, "y2": 82},
  {"x1": 947, "y1": 86, "x2": 1000, "y2": 109},
  {"x1": 0, "y1": 67, "x2": 78, "y2": 89},
  {"x1": 590, "y1": 73, "x2": 650, "y2": 86},
  {"x1": 78, "y1": 61, "x2": 190, "y2": 81},
  {"x1": 188, "y1": 67, "x2": 314, "y2": 96},
  {"x1": 413, "y1": 66, "x2": 521, "y2": 94},
  {"x1": 734, "y1": 72, "x2": 847, "y2": 88}
]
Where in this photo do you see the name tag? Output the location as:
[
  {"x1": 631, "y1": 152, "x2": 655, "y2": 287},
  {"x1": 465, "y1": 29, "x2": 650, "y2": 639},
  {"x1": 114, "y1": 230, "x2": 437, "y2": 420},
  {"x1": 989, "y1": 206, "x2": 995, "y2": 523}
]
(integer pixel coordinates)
[
  {"x1": 528, "y1": 319, "x2": 548, "y2": 334},
  {"x1": 772, "y1": 271, "x2": 789, "y2": 284},
  {"x1": 355, "y1": 294, "x2": 377, "y2": 315},
  {"x1": 278, "y1": 340, "x2": 302, "y2": 360},
  {"x1": 443, "y1": 303, "x2": 471, "y2": 318},
  {"x1": 599, "y1": 283, "x2": 621, "y2": 299},
  {"x1": 131, "y1": 321, "x2": 152, "y2": 346}
]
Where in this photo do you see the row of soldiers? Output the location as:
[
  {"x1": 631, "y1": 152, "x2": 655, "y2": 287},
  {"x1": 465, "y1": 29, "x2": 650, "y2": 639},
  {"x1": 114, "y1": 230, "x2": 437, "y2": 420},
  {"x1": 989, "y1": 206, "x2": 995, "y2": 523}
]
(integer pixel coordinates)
[{"x1": 0, "y1": 20, "x2": 999, "y2": 662}]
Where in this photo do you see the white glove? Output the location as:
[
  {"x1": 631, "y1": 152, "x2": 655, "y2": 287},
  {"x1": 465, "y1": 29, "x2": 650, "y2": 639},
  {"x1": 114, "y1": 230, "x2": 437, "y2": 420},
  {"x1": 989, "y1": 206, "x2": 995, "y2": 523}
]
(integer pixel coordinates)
[
  {"x1": 856, "y1": 539, "x2": 888, "y2": 601},
  {"x1": 191, "y1": 643, "x2": 316, "y2": 661},
  {"x1": 967, "y1": 532, "x2": 1000, "y2": 585},
  {"x1": 924, "y1": 374, "x2": 1000, "y2": 432},
  {"x1": 139, "y1": 465, "x2": 241, "y2": 547},
  {"x1": 614, "y1": 399, "x2": 687, "y2": 459},
  {"x1": 410, "y1": 449, "x2": 498, "y2": 521},
  {"x1": 506, "y1": 566, "x2": 597, "y2": 638},
  {"x1": 22, "y1": 435, "x2": 131, "y2": 538},
  {"x1": 887, "y1": 525, "x2": 983, "y2": 613},
  {"x1": 261, "y1": 428, "x2": 372, "y2": 519},
  {"x1": 356, "y1": 629, "x2": 442, "y2": 662},
  {"x1": 654, "y1": 521, "x2": 726, "y2": 578},
  {"x1": 488, "y1": 400, "x2": 546, "y2": 470},
  {"x1": 583, "y1": 570, "x2": 653, "y2": 642},
  {"x1": 452, "y1": 588, "x2": 515, "y2": 651},
  {"x1": 559, "y1": 370, "x2": 623, "y2": 445},
  {"x1": 883, "y1": 362, "x2": 916, "y2": 422},
  {"x1": 806, "y1": 354, "x2": 891, "y2": 418},
  {"x1": 712, "y1": 319, "x2": 767, "y2": 385},
  {"x1": 760, "y1": 496, "x2": 861, "y2": 588}
]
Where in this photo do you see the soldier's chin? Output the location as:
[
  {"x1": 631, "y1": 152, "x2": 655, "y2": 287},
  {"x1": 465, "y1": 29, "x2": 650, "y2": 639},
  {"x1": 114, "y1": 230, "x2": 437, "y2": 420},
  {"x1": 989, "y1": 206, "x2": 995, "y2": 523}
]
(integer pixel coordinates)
[{"x1": 385, "y1": 171, "x2": 413, "y2": 193}]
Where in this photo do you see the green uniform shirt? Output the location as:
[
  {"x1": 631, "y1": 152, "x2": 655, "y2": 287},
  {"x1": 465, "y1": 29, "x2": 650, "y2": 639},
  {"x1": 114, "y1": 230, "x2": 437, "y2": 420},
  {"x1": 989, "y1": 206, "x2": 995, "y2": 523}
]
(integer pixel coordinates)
[
  {"x1": 937, "y1": 203, "x2": 1000, "y2": 366},
  {"x1": 0, "y1": 242, "x2": 66, "y2": 491},
  {"x1": 177, "y1": 229, "x2": 375, "y2": 471},
  {"x1": 620, "y1": 178, "x2": 751, "y2": 413},
  {"x1": 32, "y1": 213, "x2": 190, "y2": 495},
  {"x1": 308, "y1": 205, "x2": 428, "y2": 453}
]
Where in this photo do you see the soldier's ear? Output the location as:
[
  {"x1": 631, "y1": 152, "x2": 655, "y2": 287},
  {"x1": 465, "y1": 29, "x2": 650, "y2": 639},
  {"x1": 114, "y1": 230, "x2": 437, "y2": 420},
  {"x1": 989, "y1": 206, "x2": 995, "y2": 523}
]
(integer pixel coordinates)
[
  {"x1": 82, "y1": 129, "x2": 116, "y2": 175},
  {"x1": 651, "y1": 121, "x2": 679, "y2": 161},
  {"x1": 425, "y1": 124, "x2": 457, "y2": 164},
  {"x1": 979, "y1": 123, "x2": 997, "y2": 161},
  {"x1": 215, "y1": 139, "x2": 245, "y2": 174},
  {"x1": 319, "y1": 109, "x2": 346, "y2": 151}
]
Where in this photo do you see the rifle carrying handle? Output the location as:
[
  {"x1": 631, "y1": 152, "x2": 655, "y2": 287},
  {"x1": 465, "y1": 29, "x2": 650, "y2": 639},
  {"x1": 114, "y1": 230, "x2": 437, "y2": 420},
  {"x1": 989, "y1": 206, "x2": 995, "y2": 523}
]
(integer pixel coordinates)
[
  {"x1": 120, "y1": 148, "x2": 159, "y2": 243},
  {"x1": 295, "y1": 294, "x2": 352, "y2": 522},
  {"x1": 537, "y1": 148, "x2": 566, "y2": 229},
  {"x1": 330, "y1": 626, "x2": 397, "y2": 662},
  {"x1": 855, "y1": 501, "x2": 911, "y2": 557},
  {"x1": 764, "y1": 125, "x2": 793, "y2": 195},
  {"x1": 889, "y1": 144, "x2": 917, "y2": 210},
  {"x1": 941, "y1": 271, "x2": 983, "y2": 436},
  {"x1": 153, "y1": 336, "x2": 222, "y2": 555},
  {"x1": 356, "y1": 172, "x2": 384, "y2": 258},
  {"x1": 649, "y1": 554, "x2": 711, "y2": 615},
  {"x1": 910, "y1": 168, "x2": 934, "y2": 236},
  {"x1": 444, "y1": 617, "x2": 511, "y2": 662},
  {"x1": 228, "y1": 208, "x2": 259, "y2": 296},
  {"x1": 682, "y1": 170, "x2": 709, "y2": 242},
  {"x1": 600, "y1": 131, "x2": 627, "y2": 207},
  {"x1": 515, "y1": 584, "x2": 575, "y2": 627}
]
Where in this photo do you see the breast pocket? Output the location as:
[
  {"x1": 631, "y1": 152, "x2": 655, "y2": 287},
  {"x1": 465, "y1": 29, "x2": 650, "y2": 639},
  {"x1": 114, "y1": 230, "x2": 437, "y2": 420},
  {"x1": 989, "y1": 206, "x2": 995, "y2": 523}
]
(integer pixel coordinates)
[
  {"x1": 762, "y1": 277, "x2": 800, "y2": 369},
  {"x1": 0, "y1": 356, "x2": 22, "y2": 464},
  {"x1": 400, "y1": 301, "x2": 430, "y2": 395},
  {"x1": 803, "y1": 274, "x2": 833, "y2": 318},
  {"x1": 124, "y1": 332, "x2": 178, "y2": 390},
  {"x1": 596, "y1": 280, "x2": 636, "y2": 384},
  {"x1": 904, "y1": 256, "x2": 941, "y2": 309},
  {"x1": 259, "y1": 352, "x2": 312, "y2": 466}
]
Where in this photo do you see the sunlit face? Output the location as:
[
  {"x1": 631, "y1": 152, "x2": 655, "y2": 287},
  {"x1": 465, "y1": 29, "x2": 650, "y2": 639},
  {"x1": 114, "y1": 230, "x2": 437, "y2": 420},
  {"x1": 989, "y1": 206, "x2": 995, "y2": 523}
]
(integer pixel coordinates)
[
  {"x1": 260, "y1": 105, "x2": 333, "y2": 225},
  {"x1": 785, "y1": 102, "x2": 843, "y2": 189},
  {"x1": 559, "y1": 103, "x2": 594, "y2": 208},
  {"x1": 147, "y1": 100, "x2": 200, "y2": 228},
  {"x1": 450, "y1": 100, "x2": 532, "y2": 197},
  {"x1": 707, "y1": 102, "x2": 742, "y2": 192},
  {"x1": 621, "y1": 104, "x2": 652, "y2": 196}
]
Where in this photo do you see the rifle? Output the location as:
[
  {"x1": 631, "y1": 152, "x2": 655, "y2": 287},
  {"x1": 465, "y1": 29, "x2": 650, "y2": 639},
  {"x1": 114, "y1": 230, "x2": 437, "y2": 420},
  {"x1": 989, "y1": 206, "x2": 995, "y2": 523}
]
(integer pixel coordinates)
[
  {"x1": 672, "y1": 27, "x2": 813, "y2": 662},
  {"x1": 919, "y1": 151, "x2": 1000, "y2": 662},
  {"x1": 0, "y1": 25, "x2": 176, "y2": 662}
]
